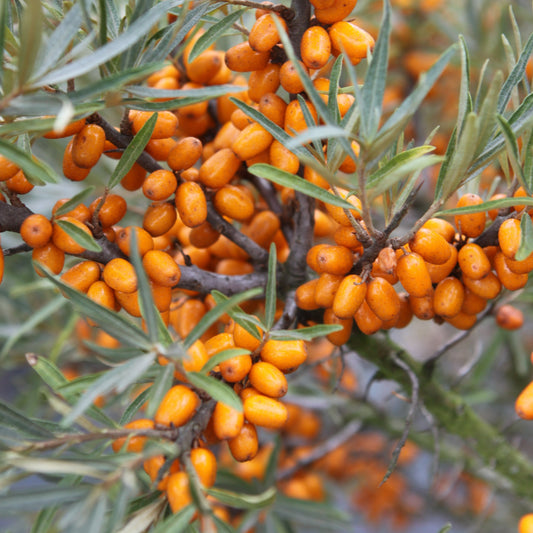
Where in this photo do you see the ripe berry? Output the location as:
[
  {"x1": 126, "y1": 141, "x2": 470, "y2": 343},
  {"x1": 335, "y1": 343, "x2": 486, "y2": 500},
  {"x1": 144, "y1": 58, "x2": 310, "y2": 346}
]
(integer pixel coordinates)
[
  {"x1": 131, "y1": 110, "x2": 178, "y2": 139},
  {"x1": 410, "y1": 228, "x2": 451, "y2": 265},
  {"x1": 261, "y1": 339, "x2": 307, "y2": 372},
  {"x1": 166, "y1": 472, "x2": 191, "y2": 513},
  {"x1": 228, "y1": 421, "x2": 259, "y2": 462},
  {"x1": 220, "y1": 354, "x2": 253, "y2": 383},
  {"x1": 248, "y1": 63, "x2": 281, "y2": 102},
  {"x1": 225, "y1": 41, "x2": 270, "y2": 72},
  {"x1": 396, "y1": 251, "x2": 433, "y2": 297},
  {"x1": 249, "y1": 361, "x2": 288, "y2": 398},
  {"x1": 62, "y1": 141, "x2": 91, "y2": 181},
  {"x1": 32, "y1": 242, "x2": 65, "y2": 275},
  {"x1": 61, "y1": 260, "x2": 101, "y2": 293},
  {"x1": 72, "y1": 124, "x2": 106, "y2": 168},
  {"x1": 190, "y1": 447, "x2": 217, "y2": 487},
  {"x1": 314, "y1": 0, "x2": 357, "y2": 24},
  {"x1": 243, "y1": 394, "x2": 288, "y2": 429},
  {"x1": 284, "y1": 99, "x2": 318, "y2": 134},
  {"x1": 433, "y1": 277, "x2": 465, "y2": 319},
  {"x1": 457, "y1": 242, "x2": 491, "y2": 280},
  {"x1": 248, "y1": 14, "x2": 286, "y2": 52},
  {"x1": 462, "y1": 271, "x2": 501, "y2": 300},
  {"x1": 328, "y1": 21, "x2": 375, "y2": 65},
  {"x1": 301, "y1": 26, "x2": 331, "y2": 70},
  {"x1": 167, "y1": 136, "x2": 203, "y2": 171},
  {"x1": 232, "y1": 122, "x2": 274, "y2": 161},
  {"x1": 495, "y1": 304, "x2": 524, "y2": 330},
  {"x1": 103, "y1": 258, "x2": 138, "y2": 293},
  {"x1": 142, "y1": 169, "x2": 178, "y2": 201},
  {"x1": 52, "y1": 217, "x2": 92, "y2": 255},
  {"x1": 111, "y1": 419, "x2": 154, "y2": 453},
  {"x1": 212, "y1": 401, "x2": 244, "y2": 440},
  {"x1": 175, "y1": 181, "x2": 207, "y2": 228},
  {"x1": 154, "y1": 384, "x2": 199, "y2": 427},
  {"x1": 323, "y1": 308, "x2": 353, "y2": 346},
  {"x1": 498, "y1": 218, "x2": 521, "y2": 259},
  {"x1": 454, "y1": 193, "x2": 486, "y2": 238},
  {"x1": 198, "y1": 148, "x2": 241, "y2": 189},
  {"x1": 143, "y1": 202, "x2": 177, "y2": 237},
  {"x1": 213, "y1": 184, "x2": 255, "y2": 222},
  {"x1": 20, "y1": 214, "x2": 53, "y2": 248},
  {"x1": 332, "y1": 274, "x2": 367, "y2": 318},
  {"x1": 116, "y1": 226, "x2": 154, "y2": 257},
  {"x1": 515, "y1": 381, "x2": 533, "y2": 420},
  {"x1": 89, "y1": 194, "x2": 127, "y2": 228},
  {"x1": 142, "y1": 250, "x2": 181, "y2": 287},
  {"x1": 354, "y1": 299, "x2": 383, "y2": 334}
]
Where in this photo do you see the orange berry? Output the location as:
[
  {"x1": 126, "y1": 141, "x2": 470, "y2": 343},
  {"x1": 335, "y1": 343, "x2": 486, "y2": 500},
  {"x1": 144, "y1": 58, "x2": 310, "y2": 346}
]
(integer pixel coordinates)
[
  {"x1": 233, "y1": 321, "x2": 263, "y2": 352},
  {"x1": 314, "y1": 273, "x2": 343, "y2": 308},
  {"x1": 328, "y1": 21, "x2": 375, "y2": 65},
  {"x1": 270, "y1": 140, "x2": 299, "y2": 174},
  {"x1": 154, "y1": 384, "x2": 199, "y2": 427},
  {"x1": 143, "y1": 202, "x2": 177, "y2": 237},
  {"x1": 421, "y1": 218, "x2": 456, "y2": 242},
  {"x1": 32, "y1": 242, "x2": 65, "y2": 275},
  {"x1": 312, "y1": 244, "x2": 354, "y2": 275},
  {"x1": 212, "y1": 401, "x2": 244, "y2": 440},
  {"x1": 493, "y1": 251, "x2": 529, "y2": 291},
  {"x1": 131, "y1": 111, "x2": 178, "y2": 139},
  {"x1": 410, "y1": 228, "x2": 451, "y2": 265},
  {"x1": 462, "y1": 271, "x2": 501, "y2": 300},
  {"x1": 461, "y1": 288, "x2": 487, "y2": 315},
  {"x1": 454, "y1": 193, "x2": 486, "y2": 238},
  {"x1": 394, "y1": 293, "x2": 414, "y2": 328},
  {"x1": 198, "y1": 148, "x2": 241, "y2": 189},
  {"x1": 142, "y1": 249, "x2": 181, "y2": 287},
  {"x1": 52, "y1": 217, "x2": 92, "y2": 254},
  {"x1": 71, "y1": 124, "x2": 105, "y2": 168},
  {"x1": 495, "y1": 304, "x2": 523, "y2": 330},
  {"x1": 228, "y1": 421, "x2": 259, "y2": 462},
  {"x1": 145, "y1": 137, "x2": 176, "y2": 161},
  {"x1": 243, "y1": 394, "x2": 287, "y2": 429},
  {"x1": 433, "y1": 277, "x2": 465, "y2": 318},
  {"x1": 232, "y1": 122, "x2": 274, "y2": 161},
  {"x1": 457, "y1": 242, "x2": 491, "y2": 280},
  {"x1": 87, "y1": 280, "x2": 116, "y2": 310},
  {"x1": 189, "y1": 221, "x2": 220, "y2": 249},
  {"x1": 309, "y1": 0, "x2": 335, "y2": 7},
  {"x1": 142, "y1": 169, "x2": 177, "y2": 201},
  {"x1": 190, "y1": 447, "x2": 217, "y2": 487},
  {"x1": 111, "y1": 419, "x2": 154, "y2": 453},
  {"x1": 175, "y1": 181, "x2": 207, "y2": 228},
  {"x1": 498, "y1": 218, "x2": 521, "y2": 259},
  {"x1": 6, "y1": 170, "x2": 34, "y2": 194},
  {"x1": 259, "y1": 92, "x2": 287, "y2": 127},
  {"x1": 366, "y1": 277, "x2": 401, "y2": 322},
  {"x1": 103, "y1": 258, "x2": 138, "y2": 293},
  {"x1": 249, "y1": 14, "x2": 286, "y2": 52},
  {"x1": 284, "y1": 99, "x2": 318, "y2": 135},
  {"x1": 295, "y1": 278, "x2": 320, "y2": 311},
  {"x1": 409, "y1": 291, "x2": 435, "y2": 320},
  {"x1": 248, "y1": 63, "x2": 281, "y2": 102},
  {"x1": 519, "y1": 514, "x2": 533, "y2": 533},
  {"x1": 116, "y1": 226, "x2": 154, "y2": 257},
  {"x1": 20, "y1": 214, "x2": 53, "y2": 248},
  {"x1": 261, "y1": 339, "x2": 307, "y2": 372},
  {"x1": 89, "y1": 194, "x2": 127, "y2": 228},
  {"x1": 186, "y1": 49, "x2": 223, "y2": 84},
  {"x1": 516, "y1": 381, "x2": 533, "y2": 420},
  {"x1": 249, "y1": 361, "x2": 288, "y2": 398},
  {"x1": 354, "y1": 299, "x2": 383, "y2": 334},
  {"x1": 446, "y1": 310, "x2": 477, "y2": 330},
  {"x1": 332, "y1": 274, "x2": 367, "y2": 318},
  {"x1": 167, "y1": 136, "x2": 203, "y2": 171},
  {"x1": 62, "y1": 140, "x2": 91, "y2": 181},
  {"x1": 119, "y1": 163, "x2": 146, "y2": 191},
  {"x1": 279, "y1": 60, "x2": 308, "y2": 95},
  {"x1": 426, "y1": 243, "x2": 458, "y2": 284},
  {"x1": 166, "y1": 471, "x2": 191, "y2": 513},
  {"x1": 301, "y1": 26, "x2": 331, "y2": 70},
  {"x1": 333, "y1": 225, "x2": 363, "y2": 251},
  {"x1": 43, "y1": 117, "x2": 87, "y2": 139},
  {"x1": 213, "y1": 184, "x2": 255, "y2": 222},
  {"x1": 220, "y1": 354, "x2": 253, "y2": 383},
  {"x1": 396, "y1": 252, "x2": 433, "y2": 297},
  {"x1": 0, "y1": 154, "x2": 19, "y2": 181},
  {"x1": 225, "y1": 41, "x2": 270, "y2": 72},
  {"x1": 324, "y1": 188, "x2": 362, "y2": 226},
  {"x1": 323, "y1": 307, "x2": 353, "y2": 346},
  {"x1": 61, "y1": 260, "x2": 101, "y2": 293},
  {"x1": 315, "y1": 0, "x2": 357, "y2": 24}
]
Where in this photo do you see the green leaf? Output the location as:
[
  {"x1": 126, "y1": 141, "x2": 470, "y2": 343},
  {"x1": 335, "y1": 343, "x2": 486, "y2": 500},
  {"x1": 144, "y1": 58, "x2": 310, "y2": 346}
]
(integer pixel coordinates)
[
  {"x1": 148, "y1": 505, "x2": 196, "y2": 533},
  {"x1": 0, "y1": 138, "x2": 59, "y2": 184},
  {"x1": 366, "y1": 147, "x2": 442, "y2": 200},
  {"x1": 0, "y1": 487, "x2": 90, "y2": 513},
  {"x1": 33, "y1": 0, "x2": 184, "y2": 87},
  {"x1": 516, "y1": 213, "x2": 533, "y2": 261},
  {"x1": 264, "y1": 243, "x2": 277, "y2": 331},
  {"x1": 183, "y1": 288, "x2": 262, "y2": 350},
  {"x1": 285, "y1": 125, "x2": 350, "y2": 152},
  {"x1": 248, "y1": 164, "x2": 354, "y2": 208},
  {"x1": 119, "y1": 385, "x2": 153, "y2": 426},
  {"x1": 269, "y1": 324, "x2": 342, "y2": 341},
  {"x1": 188, "y1": 9, "x2": 246, "y2": 63},
  {"x1": 206, "y1": 487, "x2": 276, "y2": 510},
  {"x1": 0, "y1": 400, "x2": 54, "y2": 439},
  {"x1": 0, "y1": 0, "x2": 8, "y2": 89},
  {"x1": 436, "y1": 196, "x2": 533, "y2": 216},
  {"x1": 360, "y1": 0, "x2": 390, "y2": 141},
  {"x1": 53, "y1": 186, "x2": 96, "y2": 217},
  {"x1": 62, "y1": 353, "x2": 155, "y2": 426},
  {"x1": 498, "y1": 31, "x2": 533, "y2": 114},
  {"x1": 55, "y1": 219, "x2": 102, "y2": 253},
  {"x1": 497, "y1": 114, "x2": 526, "y2": 191},
  {"x1": 474, "y1": 70, "x2": 503, "y2": 157},
  {"x1": 186, "y1": 372, "x2": 242, "y2": 412},
  {"x1": 438, "y1": 524, "x2": 452, "y2": 533},
  {"x1": 18, "y1": 0, "x2": 43, "y2": 87},
  {"x1": 0, "y1": 296, "x2": 67, "y2": 360},
  {"x1": 274, "y1": 495, "x2": 351, "y2": 531},
  {"x1": 36, "y1": 264, "x2": 152, "y2": 351},
  {"x1": 211, "y1": 293, "x2": 264, "y2": 341},
  {"x1": 200, "y1": 348, "x2": 251, "y2": 374},
  {"x1": 108, "y1": 112, "x2": 156, "y2": 189},
  {"x1": 456, "y1": 35, "x2": 471, "y2": 138},
  {"x1": 523, "y1": 130, "x2": 533, "y2": 192}
]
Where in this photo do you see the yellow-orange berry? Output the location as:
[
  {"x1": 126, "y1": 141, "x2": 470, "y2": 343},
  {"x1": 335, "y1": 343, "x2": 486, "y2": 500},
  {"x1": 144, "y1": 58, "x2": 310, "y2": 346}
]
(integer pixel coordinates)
[
  {"x1": 190, "y1": 447, "x2": 217, "y2": 487},
  {"x1": 52, "y1": 217, "x2": 91, "y2": 255},
  {"x1": 248, "y1": 63, "x2": 281, "y2": 102},
  {"x1": 454, "y1": 193, "x2": 486, "y2": 238},
  {"x1": 457, "y1": 242, "x2": 491, "y2": 280},
  {"x1": 249, "y1": 361, "x2": 288, "y2": 398},
  {"x1": 62, "y1": 141, "x2": 91, "y2": 181},
  {"x1": 332, "y1": 274, "x2": 367, "y2": 318},
  {"x1": 516, "y1": 381, "x2": 533, "y2": 420},
  {"x1": 315, "y1": 0, "x2": 357, "y2": 24},
  {"x1": 498, "y1": 218, "x2": 521, "y2": 259},
  {"x1": 259, "y1": 92, "x2": 287, "y2": 127},
  {"x1": 111, "y1": 419, "x2": 155, "y2": 453},
  {"x1": 166, "y1": 472, "x2": 191, "y2": 513},
  {"x1": 228, "y1": 421, "x2": 259, "y2": 462},
  {"x1": 495, "y1": 304, "x2": 523, "y2": 330},
  {"x1": 396, "y1": 252, "x2": 433, "y2": 297},
  {"x1": 410, "y1": 228, "x2": 451, "y2": 265},
  {"x1": 87, "y1": 280, "x2": 116, "y2": 310},
  {"x1": 6, "y1": 170, "x2": 34, "y2": 194},
  {"x1": 225, "y1": 41, "x2": 270, "y2": 72},
  {"x1": 103, "y1": 257, "x2": 138, "y2": 293},
  {"x1": 249, "y1": 14, "x2": 286, "y2": 52},
  {"x1": 213, "y1": 184, "x2": 255, "y2": 222},
  {"x1": 20, "y1": 214, "x2": 53, "y2": 248},
  {"x1": 198, "y1": 148, "x2": 241, "y2": 189},
  {"x1": 143, "y1": 202, "x2": 177, "y2": 237},
  {"x1": 301, "y1": 26, "x2": 331, "y2": 70},
  {"x1": 61, "y1": 260, "x2": 101, "y2": 293},
  {"x1": 328, "y1": 21, "x2": 375, "y2": 64},
  {"x1": 323, "y1": 307, "x2": 353, "y2": 346},
  {"x1": 167, "y1": 136, "x2": 203, "y2": 171},
  {"x1": 212, "y1": 401, "x2": 244, "y2": 440},
  {"x1": 366, "y1": 277, "x2": 401, "y2": 322},
  {"x1": 0, "y1": 155, "x2": 20, "y2": 181},
  {"x1": 43, "y1": 117, "x2": 87, "y2": 139},
  {"x1": 422, "y1": 218, "x2": 456, "y2": 243},
  {"x1": 132, "y1": 111, "x2": 178, "y2": 139},
  {"x1": 493, "y1": 251, "x2": 529, "y2": 291},
  {"x1": 71, "y1": 124, "x2": 105, "y2": 168},
  {"x1": 354, "y1": 299, "x2": 383, "y2": 334},
  {"x1": 220, "y1": 354, "x2": 253, "y2": 383},
  {"x1": 142, "y1": 249, "x2": 181, "y2": 287},
  {"x1": 433, "y1": 277, "x2": 465, "y2": 319},
  {"x1": 284, "y1": 99, "x2": 318, "y2": 134},
  {"x1": 89, "y1": 194, "x2": 127, "y2": 228},
  {"x1": 295, "y1": 278, "x2": 320, "y2": 311},
  {"x1": 279, "y1": 60, "x2": 308, "y2": 95},
  {"x1": 116, "y1": 226, "x2": 154, "y2": 257},
  {"x1": 261, "y1": 339, "x2": 307, "y2": 372},
  {"x1": 232, "y1": 122, "x2": 274, "y2": 161},
  {"x1": 175, "y1": 181, "x2": 207, "y2": 228},
  {"x1": 142, "y1": 169, "x2": 177, "y2": 201},
  {"x1": 243, "y1": 394, "x2": 287, "y2": 429},
  {"x1": 462, "y1": 271, "x2": 501, "y2": 300},
  {"x1": 154, "y1": 384, "x2": 199, "y2": 427},
  {"x1": 519, "y1": 513, "x2": 533, "y2": 533},
  {"x1": 32, "y1": 242, "x2": 65, "y2": 275}
]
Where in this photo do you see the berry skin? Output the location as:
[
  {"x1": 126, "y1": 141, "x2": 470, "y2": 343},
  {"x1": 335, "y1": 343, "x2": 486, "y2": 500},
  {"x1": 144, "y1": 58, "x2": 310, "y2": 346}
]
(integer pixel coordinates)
[
  {"x1": 409, "y1": 291, "x2": 435, "y2": 321},
  {"x1": 301, "y1": 26, "x2": 331, "y2": 70},
  {"x1": 259, "y1": 92, "x2": 287, "y2": 127},
  {"x1": 284, "y1": 99, "x2": 318, "y2": 135},
  {"x1": 366, "y1": 277, "x2": 401, "y2": 322},
  {"x1": 314, "y1": 273, "x2": 343, "y2": 309},
  {"x1": 454, "y1": 193, "x2": 486, "y2": 238},
  {"x1": 167, "y1": 136, "x2": 203, "y2": 171},
  {"x1": 516, "y1": 381, "x2": 533, "y2": 420},
  {"x1": 219, "y1": 354, "x2": 253, "y2": 383},
  {"x1": 212, "y1": 401, "x2": 244, "y2": 440},
  {"x1": 198, "y1": 148, "x2": 241, "y2": 189},
  {"x1": 433, "y1": 277, "x2": 465, "y2": 319},
  {"x1": 495, "y1": 304, "x2": 524, "y2": 330},
  {"x1": 295, "y1": 278, "x2": 321, "y2": 311},
  {"x1": 248, "y1": 14, "x2": 286, "y2": 52},
  {"x1": 32, "y1": 242, "x2": 65, "y2": 275},
  {"x1": 213, "y1": 185, "x2": 255, "y2": 222},
  {"x1": 225, "y1": 41, "x2": 270, "y2": 72},
  {"x1": 498, "y1": 218, "x2": 521, "y2": 259},
  {"x1": 62, "y1": 141, "x2": 91, "y2": 181},
  {"x1": 249, "y1": 361, "x2": 288, "y2": 398},
  {"x1": 457, "y1": 242, "x2": 491, "y2": 280},
  {"x1": 0, "y1": 155, "x2": 20, "y2": 181},
  {"x1": 154, "y1": 384, "x2": 199, "y2": 427},
  {"x1": 103, "y1": 258, "x2": 138, "y2": 293},
  {"x1": 228, "y1": 421, "x2": 259, "y2": 462},
  {"x1": 446, "y1": 311, "x2": 477, "y2": 330},
  {"x1": 143, "y1": 202, "x2": 177, "y2": 237},
  {"x1": 142, "y1": 169, "x2": 178, "y2": 201},
  {"x1": 116, "y1": 226, "x2": 154, "y2": 257},
  {"x1": 279, "y1": 60, "x2": 308, "y2": 95},
  {"x1": 332, "y1": 274, "x2": 367, "y2": 318},
  {"x1": 43, "y1": 117, "x2": 86, "y2": 139},
  {"x1": 71, "y1": 124, "x2": 106, "y2": 168},
  {"x1": 142, "y1": 250, "x2": 181, "y2": 287},
  {"x1": 52, "y1": 217, "x2": 92, "y2": 255},
  {"x1": 462, "y1": 271, "x2": 501, "y2": 300},
  {"x1": 232, "y1": 122, "x2": 273, "y2": 161},
  {"x1": 190, "y1": 447, "x2": 217, "y2": 488},
  {"x1": 248, "y1": 63, "x2": 281, "y2": 102},
  {"x1": 396, "y1": 252, "x2": 433, "y2": 297},
  {"x1": 519, "y1": 514, "x2": 533, "y2": 533},
  {"x1": 493, "y1": 251, "x2": 529, "y2": 291},
  {"x1": 166, "y1": 472, "x2": 192, "y2": 513},
  {"x1": 131, "y1": 111, "x2": 178, "y2": 139},
  {"x1": 243, "y1": 394, "x2": 288, "y2": 429},
  {"x1": 89, "y1": 194, "x2": 127, "y2": 228},
  {"x1": 328, "y1": 21, "x2": 375, "y2": 65},
  {"x1": 426, "y1": 243, "x2": 458, "y2": 284},
  {"x1": 422, "y1": 218, "x2": 456, "y2": 242},
  {"x1": 175, "y1": 181, "x2": 207, "y2": 228},
  {"x1": 261, "y1": 339, "x2": 307, "y2": 373},
  {"x1": 314, "y1": 0, "x2": 357, "y2": 24},
  {"x1": 324, "y1": 188, "x2": 362, "y2": 226},
  {"x1": 410, "y1": 228, "x2": 452, "y2": 265},
  {"x1": 461, "y1": 288, "x2": 487, "y2": 315},
  {"x1": 20, "y1": 214, "x2": 53, "y2": 248},
  {"x1": 111, "y1": 419, "x2": 154, "y2": 453},
  {"x1": 354, "y1": 299, "x2": 383, "y2": 335},
  {"x1": 313, "y1": 245, "x2": 354, "y2": 276},
  {"x1": 6, "y1": 170, "x2": 34, "y2": 194},
  {"x1": 323, "y1": 308, "x2": 353, "y2": 346},
  {"x1": 61, "y1": 261, "x2": 101, "y2": 293}
]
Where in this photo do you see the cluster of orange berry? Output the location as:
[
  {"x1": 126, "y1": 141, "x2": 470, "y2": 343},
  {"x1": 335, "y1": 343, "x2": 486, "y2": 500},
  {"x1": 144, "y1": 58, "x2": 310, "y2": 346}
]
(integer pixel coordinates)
[{"x1": 296, "y1": 190, "x2": 531, "y2": 341}]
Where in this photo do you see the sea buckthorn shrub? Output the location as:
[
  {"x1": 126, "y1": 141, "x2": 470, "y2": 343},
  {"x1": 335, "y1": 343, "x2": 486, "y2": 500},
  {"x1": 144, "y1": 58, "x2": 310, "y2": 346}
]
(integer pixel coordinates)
[{"x1": 1, "y1": 1, "x2": 533, "y2": 532}]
